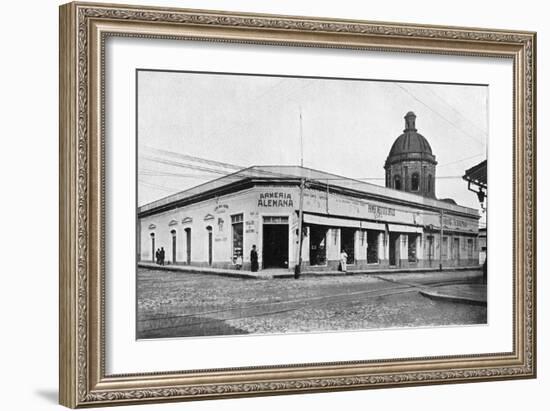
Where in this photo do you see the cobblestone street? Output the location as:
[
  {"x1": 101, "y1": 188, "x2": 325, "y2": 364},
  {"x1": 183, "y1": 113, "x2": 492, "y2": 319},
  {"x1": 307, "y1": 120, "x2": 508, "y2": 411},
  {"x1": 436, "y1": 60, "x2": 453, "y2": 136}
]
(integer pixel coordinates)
[{"x1": 137, "y1": 268, "x2": 487, "y2": 339}]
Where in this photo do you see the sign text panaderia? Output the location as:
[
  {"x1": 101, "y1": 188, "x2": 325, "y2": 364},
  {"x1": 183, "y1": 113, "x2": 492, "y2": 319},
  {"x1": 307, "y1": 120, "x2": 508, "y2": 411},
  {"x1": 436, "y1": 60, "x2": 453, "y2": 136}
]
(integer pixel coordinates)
[{"x1": 257, "y1": 192, "x2": 294, "y2": 207}]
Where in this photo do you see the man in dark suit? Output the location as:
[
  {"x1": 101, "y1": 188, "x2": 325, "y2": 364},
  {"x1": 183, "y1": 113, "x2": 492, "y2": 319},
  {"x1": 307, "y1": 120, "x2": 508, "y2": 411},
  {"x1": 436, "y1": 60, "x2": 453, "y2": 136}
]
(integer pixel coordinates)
[{"x1": 250, "y1": 245, "x2": 259, "y2": 272}]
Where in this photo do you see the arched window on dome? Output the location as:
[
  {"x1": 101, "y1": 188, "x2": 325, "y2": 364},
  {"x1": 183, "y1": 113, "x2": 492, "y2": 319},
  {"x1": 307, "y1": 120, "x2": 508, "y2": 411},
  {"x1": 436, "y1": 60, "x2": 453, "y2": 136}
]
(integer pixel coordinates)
[
  {"x1": 411, "y1": 173, "x2": 420, "y2": 191},
  {"x1": 427, "y1": 174, "x2": 433, "y2": 193},
  {"x1": 394, "y1": 175, "x2": 402, "y2": 190}
]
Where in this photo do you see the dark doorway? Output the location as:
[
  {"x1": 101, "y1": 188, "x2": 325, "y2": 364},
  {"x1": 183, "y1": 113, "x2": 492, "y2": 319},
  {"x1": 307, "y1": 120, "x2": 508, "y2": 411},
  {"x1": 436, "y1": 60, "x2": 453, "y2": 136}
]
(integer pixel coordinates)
[
  {"x1": 185, "y1": 228, "x2": 191, "y2": 264},
  {"x1": 262, "y1": 224, "x2": 289, "y2": 268},
  {"x1": 389, "y1": 233, "x2": 400, "y2": 266},
  {"x1": 206, "y1": 226, "x2": 213, "y2": 266},
  {"x1": 171, "y1": 230, "x2": 177, "y2": 264},
  {"x1": 340, "y1": 228, "x2": 355, "y2": 264},
  {"x1": 408, "y1": 234, "x2": 418, "y2": 262},
  {"x1": 366, "y1": 230, "x2": 379, "y2": 264},
  {"x1": 453, "y1": 237, "x2": 460, "y2": 261},
  {"x1": 150, "y1": 233, "x2": 155, "y2": 262},
  {"x1": 427, "y1": 235, "x2": 435, "y2": 261},
  {"x1": 309, "y1": 225, "x2": 327, "y2": 266}
]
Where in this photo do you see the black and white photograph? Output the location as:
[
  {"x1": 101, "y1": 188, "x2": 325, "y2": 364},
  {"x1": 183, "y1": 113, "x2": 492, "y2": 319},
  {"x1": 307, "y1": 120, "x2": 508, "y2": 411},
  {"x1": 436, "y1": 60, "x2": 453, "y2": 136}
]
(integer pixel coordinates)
[{"x1": 136, "y1": 70, "x2": 488, "y2": 340}]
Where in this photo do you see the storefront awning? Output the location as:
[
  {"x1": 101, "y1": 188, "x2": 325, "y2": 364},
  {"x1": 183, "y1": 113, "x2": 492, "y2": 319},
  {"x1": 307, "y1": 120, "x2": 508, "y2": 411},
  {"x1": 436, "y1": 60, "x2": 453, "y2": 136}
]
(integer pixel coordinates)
[
  {"x1": 303, "y1": 214, "x2": 385, "y2": 231},
  {"x1": 424, "y1": 225, "x2": 478, "y2": 235},
  {"x1": 360, "y1": 220, "x2": 386, "y2": 231},
  {"x1": 387, "y1": 223, "x2": 423, "y2": 233},
  {"x1": 303, "y1": 214, "x2": 360, "y2": 228}
]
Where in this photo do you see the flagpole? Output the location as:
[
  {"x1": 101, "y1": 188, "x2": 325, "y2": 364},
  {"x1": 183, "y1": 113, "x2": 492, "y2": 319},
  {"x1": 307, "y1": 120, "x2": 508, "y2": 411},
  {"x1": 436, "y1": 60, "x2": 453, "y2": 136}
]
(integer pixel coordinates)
[
  {"x1": 299, "y1": 108, "x2": 304, "y2": 168},
  {"x1": 295, "y1": 108, "x2": 305, "y2": 279}
]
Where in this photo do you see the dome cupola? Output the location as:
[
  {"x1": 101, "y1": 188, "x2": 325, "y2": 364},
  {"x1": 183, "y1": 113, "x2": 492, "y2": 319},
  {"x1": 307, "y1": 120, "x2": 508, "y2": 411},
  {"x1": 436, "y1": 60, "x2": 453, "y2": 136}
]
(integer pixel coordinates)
[
  {"x1": 385, "y1": 112, "x2": 436, "y2": 166},
  {"x1": 384, "y1": 112, "x2": 437, "y2": 198}
]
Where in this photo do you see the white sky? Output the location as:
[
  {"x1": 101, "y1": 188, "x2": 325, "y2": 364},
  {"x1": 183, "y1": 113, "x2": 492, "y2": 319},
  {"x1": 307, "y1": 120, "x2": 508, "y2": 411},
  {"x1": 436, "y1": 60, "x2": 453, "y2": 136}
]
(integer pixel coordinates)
[{"x1": 137, "y1": 70, "x2": 488, "y2": 218}]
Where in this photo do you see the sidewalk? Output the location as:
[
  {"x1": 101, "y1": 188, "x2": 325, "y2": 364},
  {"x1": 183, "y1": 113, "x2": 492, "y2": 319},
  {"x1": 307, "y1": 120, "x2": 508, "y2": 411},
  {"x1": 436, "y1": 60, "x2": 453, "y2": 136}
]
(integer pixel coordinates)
[
  {"x1": 419, "y1": 284, "x2": 487, "y2": 306},
  {"x1": 138, "y1": 262, "x2": 273, "y2": 279},
  {"x1": 138, "y1": 261, "x2": 482, "y2": 280},
  {"x1": 373, "y1": 271, "x2": 487, "y2": 306}
]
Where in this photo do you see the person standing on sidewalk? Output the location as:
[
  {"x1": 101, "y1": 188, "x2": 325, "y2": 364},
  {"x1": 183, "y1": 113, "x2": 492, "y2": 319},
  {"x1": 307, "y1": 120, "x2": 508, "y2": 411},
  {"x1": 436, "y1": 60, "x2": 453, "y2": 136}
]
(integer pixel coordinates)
[
  {"x1": 250, "y1": 245, "x2": 259, "y2": 272},
  {"x1": 340, "y1": 250, "x2": 348, "y2": 273},
  {"x1": 235, "y1": 254, "x2": 243, "y2": 270}
]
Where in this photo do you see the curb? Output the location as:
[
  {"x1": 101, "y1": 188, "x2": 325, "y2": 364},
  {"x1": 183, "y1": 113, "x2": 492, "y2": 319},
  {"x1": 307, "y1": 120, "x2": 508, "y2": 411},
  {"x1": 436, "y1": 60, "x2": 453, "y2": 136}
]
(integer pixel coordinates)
[
  {"x1": 138, "y1": 262, "x2": 482, "y2": 280},
  {"x1": 137, "y1": 263, "x2": 272, "y2": 279},
  {"x1": 419, "y1": 290, "x2": 487, "y2": 306},
  {"x1": 277, "y1": 266, "x2": 482, "y2": 279}
]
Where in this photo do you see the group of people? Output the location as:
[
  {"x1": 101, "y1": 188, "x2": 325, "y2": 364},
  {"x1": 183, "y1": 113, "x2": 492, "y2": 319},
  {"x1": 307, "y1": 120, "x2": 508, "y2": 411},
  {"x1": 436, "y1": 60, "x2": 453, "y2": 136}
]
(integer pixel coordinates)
[
  {"x1": 246, "y1": 245, "x2": 346, "y2": 273},
  {"x1": 250, "y1": 245, "x2": 259, "y2": 272},
  {"x1": 155, "y1": 247, "x2": 166, "y2": 265},
  {"x1": 234, "y1": 245, "x2": 259, "y2": 272},
  {"x1": 153, "y1": 243, "x2": 348, "y2": 273}
]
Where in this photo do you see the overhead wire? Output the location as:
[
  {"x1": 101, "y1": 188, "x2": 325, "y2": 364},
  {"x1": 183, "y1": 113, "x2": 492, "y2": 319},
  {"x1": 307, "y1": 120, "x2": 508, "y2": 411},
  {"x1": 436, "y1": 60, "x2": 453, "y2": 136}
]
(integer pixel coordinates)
[
  {"x1": 393, "y1": 83, "x2": 485, "y2": 147},
  {"x1": 422, "y1": 86, "x2": 489, "y2": 137},
  {"x1": 138, "y1": 79, "x2": 487, "y2": 217},
  {"x1": 139, "y1": 155, "x2": 485, "y2": 217}
]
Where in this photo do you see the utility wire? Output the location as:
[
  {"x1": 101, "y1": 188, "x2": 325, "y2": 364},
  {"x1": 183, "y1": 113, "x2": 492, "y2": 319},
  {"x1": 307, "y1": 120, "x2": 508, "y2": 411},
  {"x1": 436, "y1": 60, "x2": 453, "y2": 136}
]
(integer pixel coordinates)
[
  {"x1": 139, "y1": 168, "x2": 467, "y2": 181},
  {"x1": 394, "y1": 83, "x2": 485, "y2": 147},
  {"x1": 139, "y1": 159, "x2": 479, "y2": 217},
  {"x1": 438, "y1": 152, "x2": 486, "y2": 168},
  {"x1": 422, "y1": 86, "x2": 489, "y2": 137},
  {"x1": 138, "y1": 179, "x2": 183, "y2": 193},
  {"x1": 143, "y1": 146, "x2": 244, "y2": 170}
]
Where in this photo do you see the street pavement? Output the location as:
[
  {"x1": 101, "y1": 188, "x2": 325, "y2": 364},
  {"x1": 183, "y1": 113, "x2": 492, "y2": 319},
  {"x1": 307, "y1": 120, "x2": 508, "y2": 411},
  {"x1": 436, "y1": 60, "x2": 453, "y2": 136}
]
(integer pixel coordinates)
[{"x1": 137, "y1": 267, "x2": 486, "y2": 339}]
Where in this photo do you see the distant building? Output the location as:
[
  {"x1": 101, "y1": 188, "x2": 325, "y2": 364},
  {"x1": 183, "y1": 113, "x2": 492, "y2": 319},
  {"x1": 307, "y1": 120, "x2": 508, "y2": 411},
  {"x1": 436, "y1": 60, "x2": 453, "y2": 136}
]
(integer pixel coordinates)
[
  {"x1": 463, "y1": 159, "x2": 488, "y2": 267},
  {"x1": 463, "y1": 159, "x2": 487, "y2": 210},
  {"x1": 138, "y1": 112, "x2": 480, "y2": 272},
  {"x1": 478, "y1": 227, "x2": 487, "y2": 264}
]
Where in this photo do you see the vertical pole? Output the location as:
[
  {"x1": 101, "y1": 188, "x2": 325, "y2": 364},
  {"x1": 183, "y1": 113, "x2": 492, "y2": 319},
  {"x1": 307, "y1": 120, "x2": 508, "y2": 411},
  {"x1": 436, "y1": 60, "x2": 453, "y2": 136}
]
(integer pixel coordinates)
[
  {"x1": 295, "y1": 178, "x2": 305, "y2": 279},
  {"x1": 439, "y1": 210, "x2": 444, "y2": 271},
  {"x1": 137, "y1": 219, "x2": 141, "y2": 262},
  {"x1": 299, "y1": 108, "x2": 304, "y2": 168},
  {"x1": 326, "y1": 179, "x2": 329, "y2": 214}
]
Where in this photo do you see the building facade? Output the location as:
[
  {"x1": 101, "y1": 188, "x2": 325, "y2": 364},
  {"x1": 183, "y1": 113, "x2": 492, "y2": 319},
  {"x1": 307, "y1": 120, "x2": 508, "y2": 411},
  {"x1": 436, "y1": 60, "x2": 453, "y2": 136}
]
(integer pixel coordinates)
[
  {"x1": 138, "y1": 167, "x2": 480, "y2": 272},
  {"x1": 138, "y1": 113, "x2": 481, "y2": 272}
]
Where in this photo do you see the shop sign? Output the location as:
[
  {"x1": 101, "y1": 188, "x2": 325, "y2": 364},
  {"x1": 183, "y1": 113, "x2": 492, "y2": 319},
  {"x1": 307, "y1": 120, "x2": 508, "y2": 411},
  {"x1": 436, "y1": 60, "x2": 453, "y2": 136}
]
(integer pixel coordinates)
[
  {"x1": 245, "y1": 220, "x2": 255, "y2": 233},
  {"x1": 257, "y1": 192, "x2": 294, "y2": 207},
  {"x1": 215, "y1": 204, "x2": 229, "y2": 213},
  {"x1": 368, "y1": 204, "x2": 396, "y2": 218},
  {"x1": 443, "y1": 216, "x2": 472, "y2": 230}
]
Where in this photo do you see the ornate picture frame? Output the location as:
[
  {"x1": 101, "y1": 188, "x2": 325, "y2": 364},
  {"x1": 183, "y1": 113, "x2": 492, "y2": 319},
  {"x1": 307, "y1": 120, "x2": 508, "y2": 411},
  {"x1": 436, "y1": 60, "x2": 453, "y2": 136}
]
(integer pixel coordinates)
[{"x1": 59, "y1": 1, "x2": 536, "y2": 408}]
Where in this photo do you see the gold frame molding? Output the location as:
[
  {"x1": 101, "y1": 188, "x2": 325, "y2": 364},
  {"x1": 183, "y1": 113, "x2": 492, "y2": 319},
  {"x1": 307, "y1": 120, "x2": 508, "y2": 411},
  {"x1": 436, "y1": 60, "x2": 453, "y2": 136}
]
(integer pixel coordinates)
[{"x1": 59, "y1": 1, "x2": 537, "y2": 408}]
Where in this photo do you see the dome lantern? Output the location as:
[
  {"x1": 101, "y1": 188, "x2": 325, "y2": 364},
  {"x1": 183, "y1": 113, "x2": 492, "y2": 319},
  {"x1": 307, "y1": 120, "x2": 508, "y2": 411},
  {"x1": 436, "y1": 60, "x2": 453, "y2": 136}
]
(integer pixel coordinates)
[{"x1": 404, "y1": 111, "x2": 417, "y2": 132}]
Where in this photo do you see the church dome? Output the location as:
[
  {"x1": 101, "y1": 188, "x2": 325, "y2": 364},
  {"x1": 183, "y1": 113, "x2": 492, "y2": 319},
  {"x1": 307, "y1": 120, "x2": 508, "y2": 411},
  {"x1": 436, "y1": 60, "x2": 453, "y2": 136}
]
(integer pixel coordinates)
[{"x1": 385, "y1": 112, "x2": 436, "y2": 167}]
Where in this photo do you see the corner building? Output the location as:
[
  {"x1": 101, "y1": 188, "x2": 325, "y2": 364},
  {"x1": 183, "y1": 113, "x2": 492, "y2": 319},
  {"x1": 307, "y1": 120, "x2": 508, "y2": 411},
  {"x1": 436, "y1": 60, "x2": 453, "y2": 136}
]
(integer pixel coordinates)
[{"x1": 138, "y1": 113, "x2": 480, "y2": 272}]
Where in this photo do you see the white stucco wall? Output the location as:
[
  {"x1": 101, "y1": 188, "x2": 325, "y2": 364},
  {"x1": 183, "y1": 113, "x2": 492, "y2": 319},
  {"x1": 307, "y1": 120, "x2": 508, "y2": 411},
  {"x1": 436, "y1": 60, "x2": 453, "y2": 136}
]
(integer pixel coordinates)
[
  {"x1": 139, "y1": 184, "x2": 479, "y2": 268},
  {"x1": 139, "y1": 186, "x2": 301, "y2": 266}
]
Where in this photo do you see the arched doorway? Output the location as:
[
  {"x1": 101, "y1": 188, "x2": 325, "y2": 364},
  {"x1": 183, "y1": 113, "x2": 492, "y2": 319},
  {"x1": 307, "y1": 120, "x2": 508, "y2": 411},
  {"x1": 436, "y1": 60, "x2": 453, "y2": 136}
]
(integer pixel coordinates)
[
  {"x1": 185, "y1": 227, "x2": 191, "y2": 264},
  {"x1": 206, "y1": 226, "x2": 213, "y2": 266},
  {"x1": 170, "y1": 229, "x2": 177, "y2": 264},
  {"x1": 150, "y1": 233, "x2": 155, "y2": 263}
]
